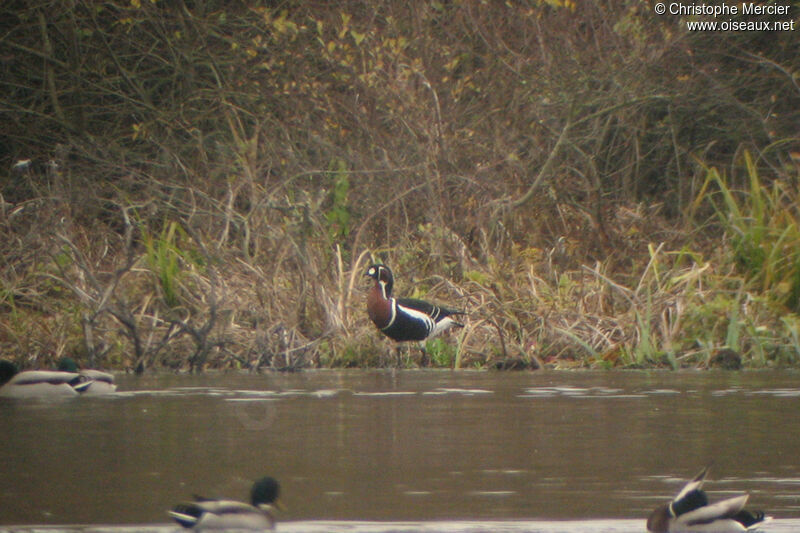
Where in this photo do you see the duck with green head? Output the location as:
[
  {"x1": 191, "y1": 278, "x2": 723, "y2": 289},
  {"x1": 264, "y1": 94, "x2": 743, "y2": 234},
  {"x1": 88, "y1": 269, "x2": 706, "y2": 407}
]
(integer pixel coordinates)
[
  {"x1": 168, "y1": 476, "x2": 283, "y2": 530},
  {"x1": 0, "y1": 359, "x2": 87, "y2": 398},
  {"x1": 0, "y1": 358, "x2": 116, "y2": 398},
  {"x1": 57, "y1": 357, "x2": 117, "y2": 395},
  {"x1": 647, "y1": 467, "x2": 771, "y2": 533}
]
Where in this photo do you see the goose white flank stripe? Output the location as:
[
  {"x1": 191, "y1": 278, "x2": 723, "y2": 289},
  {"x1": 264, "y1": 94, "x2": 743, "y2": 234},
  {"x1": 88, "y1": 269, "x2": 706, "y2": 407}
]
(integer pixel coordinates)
[{"x1": 386, "y1": 300, "x2": 435, "y2": 334}]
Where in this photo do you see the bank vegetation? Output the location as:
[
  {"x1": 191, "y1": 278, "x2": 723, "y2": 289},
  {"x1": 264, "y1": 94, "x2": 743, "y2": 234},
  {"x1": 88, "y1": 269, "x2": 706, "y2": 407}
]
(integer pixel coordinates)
[{"x1": 1, "y1": 1, "x2": 799, "y2": 371}]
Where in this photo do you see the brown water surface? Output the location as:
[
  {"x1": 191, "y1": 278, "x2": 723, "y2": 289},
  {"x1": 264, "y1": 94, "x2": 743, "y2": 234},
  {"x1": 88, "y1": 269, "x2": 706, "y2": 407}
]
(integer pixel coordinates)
[{"x1": 0, "y1": 370, "x2": 798, "y2": 531}]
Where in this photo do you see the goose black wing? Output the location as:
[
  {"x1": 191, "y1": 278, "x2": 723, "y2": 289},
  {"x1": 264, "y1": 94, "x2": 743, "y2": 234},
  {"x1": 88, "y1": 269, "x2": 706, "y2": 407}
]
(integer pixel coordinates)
[{"x1": 397, "y1": 298, "x2": 464, "y2": 320}]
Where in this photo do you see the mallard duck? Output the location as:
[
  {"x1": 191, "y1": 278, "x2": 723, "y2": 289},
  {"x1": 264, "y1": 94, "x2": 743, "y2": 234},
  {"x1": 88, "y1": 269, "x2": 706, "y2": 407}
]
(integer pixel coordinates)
[
  {"x1": 0, "y1": 358, "x2": 116, "y2": 398},
  {"x1": 56, "y1": 357, "x2": 117, "y2": 395},
  {"x1": 0, "y1": 359, "x2": 89, "y2": 398},
  {"x1": 168, "y1": 476, "x2": 282, "y2": 530},
  {"x1": 647, "y1": 467, "x2": 770, "y2": 533}
]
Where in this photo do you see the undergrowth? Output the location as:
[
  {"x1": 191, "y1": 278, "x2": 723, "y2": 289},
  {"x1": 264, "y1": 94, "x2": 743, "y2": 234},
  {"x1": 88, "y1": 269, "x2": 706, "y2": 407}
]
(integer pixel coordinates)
[{"x1": 1, "y1": 3, "x2": 798, "y2": 371}]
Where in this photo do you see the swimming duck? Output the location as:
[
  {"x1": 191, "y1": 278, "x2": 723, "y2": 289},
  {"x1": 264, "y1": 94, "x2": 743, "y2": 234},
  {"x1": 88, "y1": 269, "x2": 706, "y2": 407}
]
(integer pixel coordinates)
[
  {"x1": 168, "y1": 476, "x2": 282, "y2": 530},
  {"x1": 56, "y1": 357, "x2": 117, "y2": 395},
  {"x1": 0, "y1": 358, "x2": 116, "y2": 398},
  {"x1": 365, "y1": 264, "x2": 465, "y2": 342},
  {"x1": 0, "y1": 359, "x2": 90, "y2": 398},
  {"x1": 647, "y1": 467, "x2": 770, "y2": 533}
]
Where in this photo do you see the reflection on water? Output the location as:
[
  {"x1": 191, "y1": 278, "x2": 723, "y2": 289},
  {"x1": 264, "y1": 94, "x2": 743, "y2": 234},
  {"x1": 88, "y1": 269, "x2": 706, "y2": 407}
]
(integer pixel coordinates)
[{"x1": 1, "y1": 370, "x2": 799, "y2": 529}]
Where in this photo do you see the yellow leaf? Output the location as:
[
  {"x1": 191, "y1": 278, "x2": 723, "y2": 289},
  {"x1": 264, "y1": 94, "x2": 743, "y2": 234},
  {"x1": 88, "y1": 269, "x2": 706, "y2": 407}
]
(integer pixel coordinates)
[
  {"x1": 132, "y1": 123, "x2": 146, "y2": 140},
  {"x1": 350, "y1": 29, "x2": 365, "y2": 45},
  {"x1": 444, "y1": 57, "x2": 460, "y2": 72}
]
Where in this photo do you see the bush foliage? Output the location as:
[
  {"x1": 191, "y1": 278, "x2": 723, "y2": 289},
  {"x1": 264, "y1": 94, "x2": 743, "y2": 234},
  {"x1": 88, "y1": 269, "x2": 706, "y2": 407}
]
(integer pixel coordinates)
[{"x1": 1, "y1": 1, "x2": 798, "y2": 370}]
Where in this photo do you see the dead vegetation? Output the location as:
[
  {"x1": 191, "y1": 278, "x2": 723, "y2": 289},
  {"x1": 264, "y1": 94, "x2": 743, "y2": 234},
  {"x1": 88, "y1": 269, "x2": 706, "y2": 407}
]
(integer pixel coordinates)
[{"x1": 1, "y1": 1, "x2": 798, "y2": 371}]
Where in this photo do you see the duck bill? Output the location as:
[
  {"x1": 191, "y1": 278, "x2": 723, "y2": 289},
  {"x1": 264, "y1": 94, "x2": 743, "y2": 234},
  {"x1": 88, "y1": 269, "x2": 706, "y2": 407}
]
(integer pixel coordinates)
[{"x1": 260, "y1": 498, "x2": 287, "y2": 512}]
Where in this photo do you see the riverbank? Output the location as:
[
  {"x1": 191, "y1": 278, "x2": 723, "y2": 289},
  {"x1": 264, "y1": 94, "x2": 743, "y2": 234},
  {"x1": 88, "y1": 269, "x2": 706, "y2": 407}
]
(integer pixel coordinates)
[{"x1": 1, "y1": 2, "x2": 798, "y2": 371}]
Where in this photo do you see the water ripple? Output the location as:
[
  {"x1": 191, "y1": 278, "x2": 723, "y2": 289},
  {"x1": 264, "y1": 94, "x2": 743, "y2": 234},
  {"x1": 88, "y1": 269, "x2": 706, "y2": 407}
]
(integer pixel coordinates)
[{"x1": 517, "y1": 386, "x2": 655, "y2": 399}]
